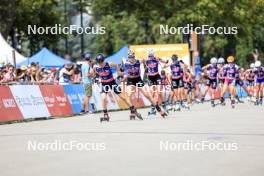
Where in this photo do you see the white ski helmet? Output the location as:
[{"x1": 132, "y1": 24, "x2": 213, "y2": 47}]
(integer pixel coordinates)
[
  {"x1": 250, "y1": 63, "x2": 255, "y2": 68},
  {"x1": 210, "y1": 57, "x2": 218, "y2": 64},
  {"x1": 148, "y1": 49, "x2": 154, "y2": 57},
  {"x1": 255, "y1": 60, "x2": 261, "y2": 67},
  {"x1": 217, "y1": 57, "x2": 225, "y2": 64}
]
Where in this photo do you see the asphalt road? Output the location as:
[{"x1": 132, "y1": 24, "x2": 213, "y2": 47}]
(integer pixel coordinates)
[{"x1": 0, "y1": 101, "x2": 264, "y2": 176}]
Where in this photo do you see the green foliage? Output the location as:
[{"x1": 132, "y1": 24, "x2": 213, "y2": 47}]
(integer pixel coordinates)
[{"x1": 1, "y1": 0, "x2": 264, "y2": 66}]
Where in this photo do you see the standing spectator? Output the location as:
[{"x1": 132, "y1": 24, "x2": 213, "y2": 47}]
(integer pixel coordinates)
[
  {"x1": 73, "y1": 64, "x2": 82, "y2": 83},
  {"x1": 59, "y1": 64, "x2": 74, "y2": 85},
  {"x1": 80, "y1": 54, "x2": 93, "y2": 114}
]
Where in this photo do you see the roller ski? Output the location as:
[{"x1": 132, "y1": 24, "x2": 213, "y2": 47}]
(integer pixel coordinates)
[
  {"x1": 148, "y1": 106, "x2": 157, "y2": 116},
  {"x1": 100, "y1": 113, "x2": 110, "y2": 122},
  {"x1": 194, "y1": 99, "x2": 202, "y2": 104},
  {"x1": 160, "y1": 111, "x2": 168, "y2": 118},
  {"x1": 181, "y1": 101, "x2": 190, "y2": 110},
  {"x1": 79, "y1": 110, "x2": 88, "y2": 115},
  {"x1": 231, "y1": 99, "x2": 235, "y2": 109},
  {"x1": 174, "y1": 103, "x2": 181, "y2": 112},
  {"x1": 130, "y1": 107, "x2": 143, "y2": 120}
]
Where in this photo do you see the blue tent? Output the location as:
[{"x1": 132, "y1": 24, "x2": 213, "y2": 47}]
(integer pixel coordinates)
[
  {"x1": 105, "y1": 46, "x2": 129, "y2": 66},
  {"x1": 17, "y1": 47, "x2": 71, "y2": 68}
]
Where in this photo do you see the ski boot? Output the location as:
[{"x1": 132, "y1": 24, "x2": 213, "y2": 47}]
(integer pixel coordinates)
[
  {"x1": 167, "y1": 104, "x2": 174, "y2": 112},
  {"x1": 211, "y1": 100, "x2": 216, "y2": 107},
  {"x1": 100, "y1": 113, "x2": 110, "y2": 122},
  {"x1": 195, "y1": 98, "x2": 202, "y2": 104},
  {"x1": 220, "y1": 97, "x2": 226, "y2": 106},
  {"x1": 161, "y1": 111, "x2": 168, "y2": 118},
  {"x1": 182, "y1": 101, "x2": 190, "y2": 110},
  {"x1": 148, "y1": 106, "x2": 157, "y2": 116},
  {"x1": 254, "y1": 99, "x2": 259, "y2": 106},
  {"x1": 130, "y1": 106, "x2": 143, "y2": 120},
  {"x1": 235, "y1": 96, "x2": 244, "y2": 103},
  {"x1": 154, "y1": 104, "x2": 168, "y2": 118},
  {"x1": 162, "y1": 102, "x2": 169, "y2": 113},
  {"x1": 174, "y1": 103, "x2": 181, "y2": 111},
  {"x1": 259, "y1": 98, "x2": 263, "y2": 105},
  {"x1": 201, "y1": 97, "x2": 205, "y2": 104}
]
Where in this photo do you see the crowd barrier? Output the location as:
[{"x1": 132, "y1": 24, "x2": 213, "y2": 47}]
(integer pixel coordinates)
[
  {"x1": 0, "y1": 84, "x2": 152, "y2": 123},
  {"x1": 0, "y1": 84, "x2": 249, "y2": 123}
]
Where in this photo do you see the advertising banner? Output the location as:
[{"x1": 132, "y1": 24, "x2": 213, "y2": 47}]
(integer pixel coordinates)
[
  {"x1": 63, "y1": 84, "x2": 86, "y2": 114},
  {"x1": 9, "y1": 85, "x2": 50, "y2": 119},
  {"x1": 0, "y1": 86, "x2": 23, "y2": 122},
  {"x1": 130, "y1": 44, "x2": 190, "y2": 65},
  {"x1": 92, "y1": 84, "x2": 120, "y2": 111},
  {"x1": 39, "y1": 85, "x2": 73, "y2": 117}
]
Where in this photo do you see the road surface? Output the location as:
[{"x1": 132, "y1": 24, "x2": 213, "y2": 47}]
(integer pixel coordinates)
[{"x1": 0, "y1": 102, "x2": 264, "y2": 176}]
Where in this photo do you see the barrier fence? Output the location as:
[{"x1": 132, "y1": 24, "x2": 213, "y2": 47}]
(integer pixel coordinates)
[{"x1": 0, "y1": 84, "x2": 248, "y2": 123}]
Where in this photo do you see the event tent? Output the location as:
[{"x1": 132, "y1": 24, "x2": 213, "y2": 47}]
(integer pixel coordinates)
[
  {"x1": 105, "y1": 46, "x2": 129, "y2": 66},
  {"x1": 0, "y1": 33, "x2": 26, "y2": 65},
  {"x1": 17, "y1": 47, "x2": 70, "y2": 68}
]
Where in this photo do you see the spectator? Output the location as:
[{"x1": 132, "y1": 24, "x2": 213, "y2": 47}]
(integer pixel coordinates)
[
  {"x1": 80, "y1": 54, "x2": 93, "y2": 114},
  {"x1": 16, "y1": 65, "x2": 30, "y2": 83},
  {"x1": 73, "y1": 64, "x2": 82, "y2": 83},
  {"x1": 59, "y1": 64, "x2": 74, "y2": 85},
  {"x1": 1, "y1": 65, "x2": 15, "y2": 83}
]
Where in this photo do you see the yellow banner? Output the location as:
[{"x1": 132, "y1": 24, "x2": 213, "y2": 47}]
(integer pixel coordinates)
[{"x1": 130, "y1": 44, "x2": 190, "y2": 65}]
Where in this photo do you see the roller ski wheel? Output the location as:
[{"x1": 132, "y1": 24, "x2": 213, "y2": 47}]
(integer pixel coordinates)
[
  {"x1": 211, "y1": 101, "x2": 216, "y2": 107},
  {"x1": 100, "y1": 113, "x2": 110, "y2": 122},
  {"x1": 148, "y1": 109, "x2": 157, "y2": 116},
  {"x1": 130, "y1": 114, "x2": 136, "y2": 120},
  {"x1": 174, "y1": 108, "x2": 181, "y2": 112},
  {"x1": 132, "y1": 109, "x2": 143, "y2": 120},
  {"x1": 135, "y1": 112, "x2": 143, "y2": 120},
  {"x1": 161, "y1": 112, "x2": 168, "y2": 118},
  {"x1": 231, "y1": 99, "x2": 235, "y2": 109},
  {"x1": 79, "y1": 110, "x2": 86, "y2": 115},
  {"x1": 183, "y1": 103, "x2": 190, "y2": 110}
]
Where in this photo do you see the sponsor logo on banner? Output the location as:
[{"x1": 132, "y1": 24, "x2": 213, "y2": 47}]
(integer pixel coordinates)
[
  {"x1": 63, "y1": 84, "x2": 86, "y2": 114},
  {"x1": 39, "y1": 85, "x2": 73, "y2": 116},
  {"x1": 10, "y1": 85, "x2": 50, "y2": 119},
  {"x1": 0, "y1": 86, "x2": 23, "y2": 122}
]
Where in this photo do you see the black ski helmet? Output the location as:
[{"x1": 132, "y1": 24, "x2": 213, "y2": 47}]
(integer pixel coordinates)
[{"x1": 96, "y1": 53, "x2": 105, "y2": 63}]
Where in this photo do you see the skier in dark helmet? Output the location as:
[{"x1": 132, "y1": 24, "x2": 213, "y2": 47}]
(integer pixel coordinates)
[
  {"x1": 121, "y1": 50, "x2": 168, "y2": 118},
  {"x1": 93, "y1": 53, "x2": 142, "y2": 121}
]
